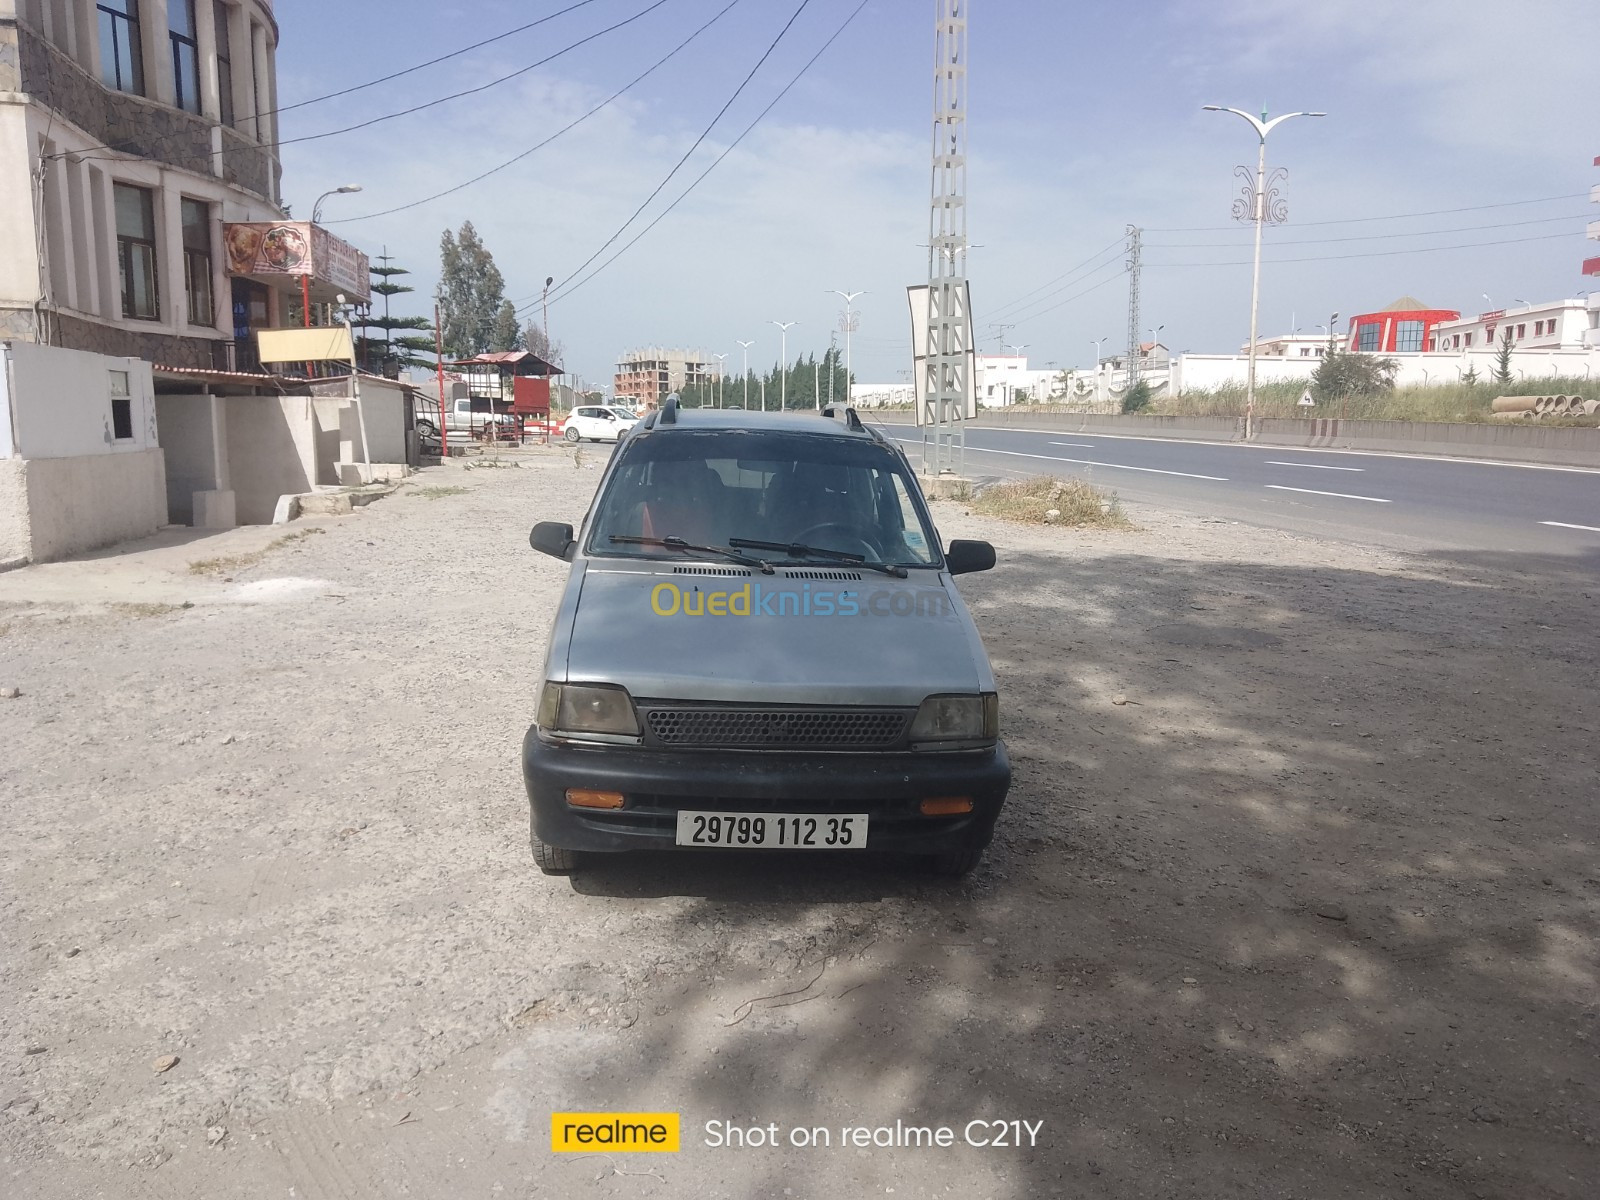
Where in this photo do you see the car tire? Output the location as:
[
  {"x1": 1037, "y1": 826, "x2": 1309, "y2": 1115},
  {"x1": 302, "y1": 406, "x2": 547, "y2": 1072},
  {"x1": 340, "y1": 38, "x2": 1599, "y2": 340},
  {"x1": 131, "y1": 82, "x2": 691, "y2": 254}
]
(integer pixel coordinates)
[
  {"x1": 925, "y1": 844, "x2": 984, "y2": 877},
  {"x1": 531, "y1": 831, "x2": 580, "y2": 875},
  {"x1": 564, "y1": 427, "x2": 580, "y2": 443},
  {"x1": 415, "y1": 419, "x2": 438, "y2": 436}
]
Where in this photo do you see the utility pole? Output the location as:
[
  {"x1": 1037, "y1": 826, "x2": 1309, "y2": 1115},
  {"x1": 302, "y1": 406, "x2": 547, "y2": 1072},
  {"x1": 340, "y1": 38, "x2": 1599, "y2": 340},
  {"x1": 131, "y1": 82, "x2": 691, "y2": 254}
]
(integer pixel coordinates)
[
  {"x1": 921, "y1": 0, "x2": 971, "y2": 476},
  {"x1": 828, "y1": 331, "x2": 838, "y2": 408},
  {"x1": 771, "y1": 321, "x2": 796, "y2": 409},
  {"x1": 831, "y1": 289, "x2": 865, "y2": 406},
  {"x1": 1125, "y1": 225, "x2": 1142, "y2": 399},
  {"x1": 434, "y1": 300, "x2": 449, "y2": 456}
]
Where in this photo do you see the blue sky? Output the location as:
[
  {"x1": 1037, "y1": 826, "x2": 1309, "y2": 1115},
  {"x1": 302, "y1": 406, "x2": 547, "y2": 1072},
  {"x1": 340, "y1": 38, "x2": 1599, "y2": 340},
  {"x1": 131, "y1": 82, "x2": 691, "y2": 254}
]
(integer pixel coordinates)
[{"x1": 278, "y1": 0, "x2": 1597, "y2": 386}]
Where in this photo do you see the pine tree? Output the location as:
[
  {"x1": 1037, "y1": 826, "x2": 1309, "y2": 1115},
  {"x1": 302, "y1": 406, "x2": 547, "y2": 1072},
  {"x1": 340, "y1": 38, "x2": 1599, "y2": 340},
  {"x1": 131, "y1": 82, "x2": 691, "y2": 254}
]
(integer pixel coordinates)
[
  {"x1": 1492, "y1": 327, "x2": 1514, "y2": 386},
  {"x1": 488, "y1": 300, "x2": 523, "y2": 353},
  {"x1": 354, "y1": 249, "x2": 435, "y2": 372}
]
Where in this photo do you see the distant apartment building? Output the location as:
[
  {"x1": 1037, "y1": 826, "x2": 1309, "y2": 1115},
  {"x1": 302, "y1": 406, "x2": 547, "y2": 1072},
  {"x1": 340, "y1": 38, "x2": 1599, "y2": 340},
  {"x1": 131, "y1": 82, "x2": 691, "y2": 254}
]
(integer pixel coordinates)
[
  {"x1": 1584, "y1": 153, "x2": 1599, "y2": 280},
  {"x1": 0, "y1": 0, "x2": 323, "y2": 369},
  {"x1": 1241, "y1": 333, "x2": 1336, "y2": 358},
  {"x1": 1432, "y1": 299, "x2": 1593, "y2": 353},
  {"x1": 613, "y1": 347, "x2": 719, "y2": 409}
]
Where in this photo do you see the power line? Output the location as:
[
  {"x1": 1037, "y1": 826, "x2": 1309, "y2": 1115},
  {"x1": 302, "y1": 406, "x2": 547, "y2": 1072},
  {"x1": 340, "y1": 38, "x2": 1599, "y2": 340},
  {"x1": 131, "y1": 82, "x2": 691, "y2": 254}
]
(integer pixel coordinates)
[
  {"x1": 1146, "y1": 191, "x2": 1591, "y2": 233},
  {"x1": 273, "y1": 0, "x2": 674, "y2": 151},
  {"x1": 274, "y1": 0, "x2": 605, "y2": 117},
  {"x1": 329, "y1": 0, "x2": 744, "y2": 224},
  {"x1": 58, "y1": 0, "x2": 672, "y2": 168},
  {"x1": 536, "y1": 0, "x2": 872, "y2": 313},
  {"x1": 991, "y1": 256, "x2": 1127, "y2": 327},
  {"x1": 1009, "y1": 265, "x2": 1128, "y2": 328},
  {"x1": 1147, "y1": 230, "x2": 1574, "y2": 268},
  {"x1": 533, "y1": 0, "x2": 815, "y2": 306},
  {"x1": 1147, "y1": 211, "x2": 1590, "y2": 248},
  {"x1": 984, "y1": 234, "x2": 1126, "y2": 319}
]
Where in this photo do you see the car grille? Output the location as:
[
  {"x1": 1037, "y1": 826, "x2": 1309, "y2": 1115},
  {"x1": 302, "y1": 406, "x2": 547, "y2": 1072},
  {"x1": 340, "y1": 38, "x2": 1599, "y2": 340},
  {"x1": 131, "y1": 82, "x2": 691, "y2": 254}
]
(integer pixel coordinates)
[{"x1": 641, "y1": 705, "x2": 911, "y2": 749}]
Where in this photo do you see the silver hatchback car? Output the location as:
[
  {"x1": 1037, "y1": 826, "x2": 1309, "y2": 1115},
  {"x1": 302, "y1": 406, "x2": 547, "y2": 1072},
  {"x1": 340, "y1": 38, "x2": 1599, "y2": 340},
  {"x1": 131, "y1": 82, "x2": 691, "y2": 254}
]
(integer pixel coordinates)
[{"x1": 523, "y1": 403, "x2": 1010, "y2": 875}]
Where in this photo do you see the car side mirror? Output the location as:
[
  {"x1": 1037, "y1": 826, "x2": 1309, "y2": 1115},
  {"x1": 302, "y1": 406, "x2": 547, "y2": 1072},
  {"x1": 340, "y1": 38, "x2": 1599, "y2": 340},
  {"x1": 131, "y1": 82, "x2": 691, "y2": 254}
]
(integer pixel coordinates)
[
  {"x1": 945, "y1": 539, "x2": 995, "y2": 575},
  {"x1": 530, "y1": 521, "x2": 575, "y2": 560}
]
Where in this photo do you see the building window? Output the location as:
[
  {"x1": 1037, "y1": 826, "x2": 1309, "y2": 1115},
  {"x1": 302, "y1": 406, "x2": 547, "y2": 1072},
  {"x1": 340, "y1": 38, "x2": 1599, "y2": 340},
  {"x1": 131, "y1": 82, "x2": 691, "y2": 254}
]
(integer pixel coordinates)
[
  {"x1": 214, "y1": 1, "x2": 235, "y2": 126},
  {"x1": 109, "y1": 371, "x2": 134, "y2": 441},
  {"x1": 97, "y1": 0, "x2": 144, "y2": 94},
  {"x1": 1394, "y1": 319, "x2": 1425, "y2": 352},
  {"x1": 169, "y1": 0, "x2": 201, "y2": 113},
  {"x1": 181, "y1": 197, "x2": 213, "y2": 325},
  {"x1": 1464, "y1": 333, "x2": 1473, "y2": 347},
  {"x1": 1356, "y1": 322, "x2": 1380, "y2": 352},
  {"x1": 114, "y1": 183, "x2": 159, "y2": 320},
  {"x1": 1515, "y1": 324, "x2": 1525, "y2": 339}
]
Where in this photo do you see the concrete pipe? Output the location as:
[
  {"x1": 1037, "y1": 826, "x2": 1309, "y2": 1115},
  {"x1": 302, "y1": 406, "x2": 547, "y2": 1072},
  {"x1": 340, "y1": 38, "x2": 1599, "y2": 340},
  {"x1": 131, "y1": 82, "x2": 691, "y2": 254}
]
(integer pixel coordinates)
[{"x1": 1491, "y1": 395, "x2": 1537, "y2": 413}]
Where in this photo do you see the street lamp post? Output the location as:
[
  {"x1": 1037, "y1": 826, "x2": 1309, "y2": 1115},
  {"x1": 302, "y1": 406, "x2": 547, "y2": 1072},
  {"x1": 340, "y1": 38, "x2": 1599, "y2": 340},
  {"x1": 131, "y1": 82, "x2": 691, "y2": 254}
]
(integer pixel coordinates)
[
  {"x1": 1203, "y1": 105, "x2": 1325, "y2": 438},
  {"x1": 1091, "y1": 336, "x2": 1110, "y2": 409},
  {"x1": 737, "y1": 340, "x2": 754, "y2": 409},
  {"x1": 713, "y1": 353, "x2": 728, "y2": 408},
  {"x1": 770, "y1": 321, "x2": 796, "y2": 410},
  {"x1": 830, "y1": 290, "x2": 865, "y2": 409},
  {"x1": 310, "y1": 183, "x2": 362, "y2": 224}
]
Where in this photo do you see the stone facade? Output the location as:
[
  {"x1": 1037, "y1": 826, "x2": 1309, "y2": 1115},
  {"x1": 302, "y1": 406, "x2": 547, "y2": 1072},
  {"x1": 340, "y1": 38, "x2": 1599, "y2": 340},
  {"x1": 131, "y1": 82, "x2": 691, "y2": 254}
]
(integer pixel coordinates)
[
  {"x1": 7, "y1": 23, "x2": 279, "y2": 204},
  {"x1": 54, "y1": 312, "x2": 228, "y2": 371}
]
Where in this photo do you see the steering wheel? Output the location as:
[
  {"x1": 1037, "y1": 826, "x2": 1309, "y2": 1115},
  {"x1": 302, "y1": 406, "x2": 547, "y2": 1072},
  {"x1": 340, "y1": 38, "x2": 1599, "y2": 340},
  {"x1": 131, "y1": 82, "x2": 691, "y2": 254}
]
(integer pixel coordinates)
[{"x1": 788, "y1": 522, "x2": 880, "y2": 561}]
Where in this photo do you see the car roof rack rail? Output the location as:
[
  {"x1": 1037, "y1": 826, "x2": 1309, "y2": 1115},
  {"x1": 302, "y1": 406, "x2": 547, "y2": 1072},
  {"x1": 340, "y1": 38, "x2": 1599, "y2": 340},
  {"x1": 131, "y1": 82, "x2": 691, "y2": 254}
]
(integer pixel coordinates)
[
  {"x1": 659, "y1": 393, "x2": 679, "y2": 425},
  {"x1": 820, "y1": 405, "x2": 866, "y2": 432}
]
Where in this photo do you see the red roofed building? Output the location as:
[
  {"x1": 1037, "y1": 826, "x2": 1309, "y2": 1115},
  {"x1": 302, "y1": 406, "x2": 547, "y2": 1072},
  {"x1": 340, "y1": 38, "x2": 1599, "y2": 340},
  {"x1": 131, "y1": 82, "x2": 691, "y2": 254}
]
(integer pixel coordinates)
[{"x1": 1346, "y1": 297, "x2": 1461, "y2": 353}]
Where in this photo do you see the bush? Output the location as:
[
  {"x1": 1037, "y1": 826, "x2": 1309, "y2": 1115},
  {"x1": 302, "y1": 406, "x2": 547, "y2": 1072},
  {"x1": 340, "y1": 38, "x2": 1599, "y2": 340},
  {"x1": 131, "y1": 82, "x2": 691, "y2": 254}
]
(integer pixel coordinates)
[
  {"x1": 1121, "y1": 381, "x2": 1153, "y2": 413},
  {"x1": 970, "y1": 476, "x2": 1133, "y2": 529},
  {"x1": 1311, "y1": 348, "x2": 1398, "y2": 404}
]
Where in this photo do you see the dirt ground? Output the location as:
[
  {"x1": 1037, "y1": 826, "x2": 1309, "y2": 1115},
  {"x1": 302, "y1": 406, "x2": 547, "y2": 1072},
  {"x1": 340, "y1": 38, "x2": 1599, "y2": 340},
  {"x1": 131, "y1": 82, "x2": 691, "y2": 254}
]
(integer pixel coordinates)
[{"x1": 1, "y1": 448, "x2": 1595, "y2": 1199}]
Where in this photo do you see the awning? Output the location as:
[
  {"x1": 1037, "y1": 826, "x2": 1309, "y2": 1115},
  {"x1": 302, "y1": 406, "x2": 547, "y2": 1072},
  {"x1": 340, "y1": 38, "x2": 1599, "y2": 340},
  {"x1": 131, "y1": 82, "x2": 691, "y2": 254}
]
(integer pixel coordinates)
[{"x1": 223, "y1": 221, "x2": 371, "y2": 304}]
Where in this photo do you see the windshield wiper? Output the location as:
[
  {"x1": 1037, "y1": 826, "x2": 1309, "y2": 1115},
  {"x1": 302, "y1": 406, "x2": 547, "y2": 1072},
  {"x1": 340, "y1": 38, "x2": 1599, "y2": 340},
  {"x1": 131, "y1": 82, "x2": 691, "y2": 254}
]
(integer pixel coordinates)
[
  {"x1": 729, "y1": 537, "x2": 908, "y2": 579},
  {"x1": 609, "y1": 534, "x2": 775, "y2": 575}
]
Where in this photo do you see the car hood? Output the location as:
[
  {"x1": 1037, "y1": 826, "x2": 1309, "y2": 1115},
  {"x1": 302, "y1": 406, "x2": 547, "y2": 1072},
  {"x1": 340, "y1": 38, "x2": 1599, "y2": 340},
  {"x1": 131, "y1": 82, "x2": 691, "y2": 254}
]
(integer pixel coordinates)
[{"x1": 557, "y1": 560, "x2": 990, "y2": 706}]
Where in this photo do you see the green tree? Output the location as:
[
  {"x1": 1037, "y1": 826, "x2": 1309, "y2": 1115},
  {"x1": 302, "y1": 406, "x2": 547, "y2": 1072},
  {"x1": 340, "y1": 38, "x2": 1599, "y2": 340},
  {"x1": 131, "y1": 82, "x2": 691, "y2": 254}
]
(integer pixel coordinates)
[
  {"x1": 488, "y1": 300, "x2": 522, "y2": 353},
  {"x1": 1310, "y1": 345, "x2": 1398, "y2": 404},
  {"x1": 1492, "y1": 326, "x2": 1514, "y2": 386},
  {"x1": 354, "y1": 251, "x2": 436, "y2": 372},
  {"x1": 522, "y1": 320, "x2": 565, "y2": 368},
  {"x1": 1120, "y1": 381, "x2": 1152, "y2": 413},
  {"x1": 1462, "y1": 363, "x2": 1481, "y2": 387},
  {"x1": 437, "y1": 221, "x2": 506, "y2": 358}
]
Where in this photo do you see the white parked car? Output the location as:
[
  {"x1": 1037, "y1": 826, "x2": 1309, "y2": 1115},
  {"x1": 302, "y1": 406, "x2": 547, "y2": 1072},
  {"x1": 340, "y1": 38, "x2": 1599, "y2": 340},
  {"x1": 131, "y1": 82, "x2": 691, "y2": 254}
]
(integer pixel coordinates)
[{"x1": 562, "y1": 405, "x2": 639, "y2": 443}]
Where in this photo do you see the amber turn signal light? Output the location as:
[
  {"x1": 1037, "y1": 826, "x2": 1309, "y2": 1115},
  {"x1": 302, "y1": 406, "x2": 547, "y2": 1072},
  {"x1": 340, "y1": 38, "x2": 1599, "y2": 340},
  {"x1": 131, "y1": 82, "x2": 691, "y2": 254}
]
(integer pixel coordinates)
[
  {"x1": 919, "y1": 796, "x2": 974, "y2": 816},
  {"x1": 566, "y1": 789, "x2": 625, "y2": 809}
]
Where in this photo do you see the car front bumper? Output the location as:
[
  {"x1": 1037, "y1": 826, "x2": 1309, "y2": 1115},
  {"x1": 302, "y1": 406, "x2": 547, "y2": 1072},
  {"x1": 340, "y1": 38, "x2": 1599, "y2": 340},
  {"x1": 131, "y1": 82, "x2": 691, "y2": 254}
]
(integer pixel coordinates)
[{"x1": 522, "y1": 727, "x2": 1011, "y2": 855}]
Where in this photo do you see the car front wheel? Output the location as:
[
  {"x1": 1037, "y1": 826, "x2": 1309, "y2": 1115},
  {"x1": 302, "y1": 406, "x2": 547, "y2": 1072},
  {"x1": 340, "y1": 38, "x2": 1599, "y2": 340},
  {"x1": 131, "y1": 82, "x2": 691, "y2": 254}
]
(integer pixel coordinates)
[
  {"x1": 925, "y1": 844, "x2": 984, "y2": 877},
  {"x1": 564, "y1": 427, "x2": 580, "y2": 443},
  {"x1": 531, "y1": 831, "x2": 580, "y2": 875}
]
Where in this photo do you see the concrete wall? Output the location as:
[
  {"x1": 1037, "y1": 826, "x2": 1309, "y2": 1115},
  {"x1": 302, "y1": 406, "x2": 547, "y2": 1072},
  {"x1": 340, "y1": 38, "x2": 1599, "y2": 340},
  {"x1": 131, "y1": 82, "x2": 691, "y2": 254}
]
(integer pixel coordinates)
[
  {"x1": 972, "y1": 410, "x2": 1245, "y2": 442},
  {"x1": 0, "y1": 456, "x2": 28, "y2": 565},
  {"x1": 1169, "y1": 348, "x2": 1600, "y2": 393},
  {"x1": 3, "y1": 340, "x2": 157, "y2": 458},
  {"x1": 154, "y1": 392, "x2": 227, "y2": 525},
  {"x1": 354, "y1": 377, "x2": 409, "y2": 465},
  {"x1": 3, "y1": 447, "x2": 167, "y2": 562},
  {"x1": 224, "y1": 394, "x2": 318, "y2": 525}
]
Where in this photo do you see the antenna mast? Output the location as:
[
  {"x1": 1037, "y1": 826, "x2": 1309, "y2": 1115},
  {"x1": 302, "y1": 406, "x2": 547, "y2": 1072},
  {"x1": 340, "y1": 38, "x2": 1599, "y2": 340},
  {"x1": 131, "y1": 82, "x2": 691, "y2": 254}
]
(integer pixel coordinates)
[{"x1": 923, "y1": 0, "x2": 971, "y2": 476}]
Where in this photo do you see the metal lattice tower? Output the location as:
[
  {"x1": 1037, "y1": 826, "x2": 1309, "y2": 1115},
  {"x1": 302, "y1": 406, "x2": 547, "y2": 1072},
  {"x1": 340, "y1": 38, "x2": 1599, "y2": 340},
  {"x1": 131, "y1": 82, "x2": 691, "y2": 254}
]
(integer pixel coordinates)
[
  {"x1": 922, "y1": 0, "x2": 971, "y2": 476},
  {"x1": 1125, "y1": 224, "x2": 1142, "y2": 397}
]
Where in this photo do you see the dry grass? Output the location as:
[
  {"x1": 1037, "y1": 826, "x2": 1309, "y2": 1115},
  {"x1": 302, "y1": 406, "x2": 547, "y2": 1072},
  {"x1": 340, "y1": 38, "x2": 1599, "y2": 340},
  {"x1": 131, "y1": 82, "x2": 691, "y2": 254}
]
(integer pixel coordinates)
[
  {"x1": 1151, "y1": 376, "x2": 1597, "y2": 424},
  {"x1": 188, "y1": 527, "x2": 324, "y2": 576},
  {"x1": 971, "y1": 476, "x2": 1133, "y2": 529},
  {"x1": 409, "y1": 485, "x2": 469, "y2": 500},
  {"x1": 108, "y1": 602, "x2": 184, "y2": 618}
]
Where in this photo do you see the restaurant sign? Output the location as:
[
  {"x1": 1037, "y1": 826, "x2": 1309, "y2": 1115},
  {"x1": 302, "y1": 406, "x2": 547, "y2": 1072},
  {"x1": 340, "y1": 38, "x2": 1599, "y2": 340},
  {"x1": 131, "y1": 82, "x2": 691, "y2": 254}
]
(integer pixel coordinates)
[{"x1": 223, "y1": 221, "x2": 370, "y2": 302}]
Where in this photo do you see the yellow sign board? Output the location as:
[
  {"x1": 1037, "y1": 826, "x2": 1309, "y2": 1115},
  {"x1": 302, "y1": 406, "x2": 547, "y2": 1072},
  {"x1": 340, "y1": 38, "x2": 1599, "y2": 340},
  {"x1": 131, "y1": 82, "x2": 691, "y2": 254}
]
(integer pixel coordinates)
[{"x1": 257, "y1": 326, "x2": 355, "y2": 364}]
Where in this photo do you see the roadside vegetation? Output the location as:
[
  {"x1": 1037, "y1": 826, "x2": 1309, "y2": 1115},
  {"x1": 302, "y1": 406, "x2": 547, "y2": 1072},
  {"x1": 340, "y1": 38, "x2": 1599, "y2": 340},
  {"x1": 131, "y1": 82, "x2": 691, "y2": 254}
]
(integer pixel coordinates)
[
  {"x1": 188, "y1": 527, "x2": 325, "y2": 576},
  {"x1": 970, "y1": 476, "x2": 1133, "y2": 529},
  {"x1": 409, "y1": 485, "x2": 469, "y2": 500}
]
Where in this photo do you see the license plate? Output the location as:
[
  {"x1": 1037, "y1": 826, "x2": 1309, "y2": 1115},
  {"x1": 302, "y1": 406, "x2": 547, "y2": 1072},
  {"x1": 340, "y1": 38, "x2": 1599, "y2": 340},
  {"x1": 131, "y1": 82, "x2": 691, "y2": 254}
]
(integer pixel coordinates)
[{"x1": 675, "y1": 811, "x2": 869, "y2": 849}]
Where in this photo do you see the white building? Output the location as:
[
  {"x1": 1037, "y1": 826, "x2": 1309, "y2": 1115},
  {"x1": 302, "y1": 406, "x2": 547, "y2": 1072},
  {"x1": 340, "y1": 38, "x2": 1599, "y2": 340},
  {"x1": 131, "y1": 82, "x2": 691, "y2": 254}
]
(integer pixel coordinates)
[
  {"x1": 1432, "y1": 299, "x2": 1592, "y2": 353},
  {"x1": 1240, "y1": 333, "x2": 1334, "y2": 359},
  {"x1": 974, "y1": 353, "x2": 1060, "y2": 406}
]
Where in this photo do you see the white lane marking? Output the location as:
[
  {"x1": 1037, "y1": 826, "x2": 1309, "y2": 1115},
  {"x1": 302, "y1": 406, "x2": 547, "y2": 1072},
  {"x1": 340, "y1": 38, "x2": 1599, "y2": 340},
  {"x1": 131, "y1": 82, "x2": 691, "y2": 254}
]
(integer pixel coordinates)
[
  {"x1": 1264, "y1": 460, "x2": 1365, "y2": 472},
  {"x1": 1047, "y1": 441, "x2": 1097, "y2": 448},
  {"x1": 1265, "y1": 484, "x2": 1390, "y2": 503},
  {"x1": 1540, "y1": 520, "x2": 1600, "y2": 532},
  {"x1": 965, "y1": 446, "x2": 1229, "y2": 480},
  {"x1": 869, "y1": 422, "x2": 1600, "y2": 474}
]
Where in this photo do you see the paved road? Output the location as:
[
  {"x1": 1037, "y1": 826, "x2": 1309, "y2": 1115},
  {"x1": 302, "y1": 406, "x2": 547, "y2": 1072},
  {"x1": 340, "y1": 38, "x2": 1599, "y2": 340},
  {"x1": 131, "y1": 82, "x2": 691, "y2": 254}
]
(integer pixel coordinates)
[{"x1": 877, "y1": 420, "x2": 1600, "y2": 563}]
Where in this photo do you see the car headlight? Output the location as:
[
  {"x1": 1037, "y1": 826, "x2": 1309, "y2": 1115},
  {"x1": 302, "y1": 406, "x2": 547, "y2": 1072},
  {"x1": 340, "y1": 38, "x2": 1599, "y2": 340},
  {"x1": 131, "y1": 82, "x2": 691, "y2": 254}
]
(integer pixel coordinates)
[
  {"x1": 909, "y1": 693, "x2": 999, "y2": 748},
  {"x1": 538, "y1": 682, "x2": 640, "y2": 738}
]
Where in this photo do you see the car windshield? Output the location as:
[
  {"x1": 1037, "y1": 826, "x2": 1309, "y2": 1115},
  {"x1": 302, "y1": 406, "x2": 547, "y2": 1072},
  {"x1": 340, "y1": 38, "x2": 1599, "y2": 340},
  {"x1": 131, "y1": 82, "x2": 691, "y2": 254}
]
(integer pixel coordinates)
[{"x1": 586, "y1": 429, "x2": 939, "y2": 567}]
